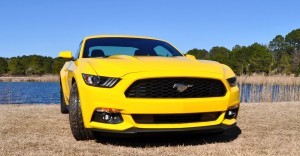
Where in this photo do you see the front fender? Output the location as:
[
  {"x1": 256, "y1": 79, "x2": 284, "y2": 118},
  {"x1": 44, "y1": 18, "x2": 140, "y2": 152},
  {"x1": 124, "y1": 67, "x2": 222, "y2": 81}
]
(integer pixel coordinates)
[
  {"x1": 61, "y1": 59, "x2": 98, "y2": 105},
  {"x1": 60, "y1": 61, "x2": 71, "y2": 104}
]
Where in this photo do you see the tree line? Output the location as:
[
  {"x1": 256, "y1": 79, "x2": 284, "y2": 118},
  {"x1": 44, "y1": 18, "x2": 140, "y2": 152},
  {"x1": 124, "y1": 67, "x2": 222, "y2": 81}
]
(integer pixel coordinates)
[
  {"x1": 0, "y1": 28, "x2": 299, "y2": 76},
  {"x1": 187, "y1": 28, "x2": 300, "y2": 75},
  {"x1": 0, "y1": 55, "x2": 65, "y2": 76}
]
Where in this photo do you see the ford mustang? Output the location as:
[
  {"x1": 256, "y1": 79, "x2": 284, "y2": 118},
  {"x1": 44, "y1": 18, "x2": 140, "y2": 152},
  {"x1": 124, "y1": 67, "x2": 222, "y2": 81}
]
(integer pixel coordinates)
[{"x1": 59, "y1": 35, "x2": 240, "y2": 140}]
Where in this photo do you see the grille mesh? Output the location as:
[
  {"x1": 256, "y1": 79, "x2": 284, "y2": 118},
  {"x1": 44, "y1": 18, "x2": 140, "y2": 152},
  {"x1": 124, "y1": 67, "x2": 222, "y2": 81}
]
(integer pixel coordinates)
[{"x1": 125, "y1": 78, "x2": 227, "y2": 98}]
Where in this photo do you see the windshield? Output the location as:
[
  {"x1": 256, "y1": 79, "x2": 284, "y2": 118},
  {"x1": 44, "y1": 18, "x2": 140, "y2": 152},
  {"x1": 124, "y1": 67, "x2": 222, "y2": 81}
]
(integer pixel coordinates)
[{"x1": 83, "y1": 37, "x2": 183, "y2": 58}]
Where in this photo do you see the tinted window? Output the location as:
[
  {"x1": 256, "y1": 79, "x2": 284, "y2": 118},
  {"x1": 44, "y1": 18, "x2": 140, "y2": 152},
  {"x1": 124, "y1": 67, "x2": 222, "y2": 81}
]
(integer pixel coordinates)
[
  {"x1": 154, "y1": 46, "x2": 174, "y2": 57},
  {"x1": 83, "y1": 38, "x2": 182, "y2": 58}
]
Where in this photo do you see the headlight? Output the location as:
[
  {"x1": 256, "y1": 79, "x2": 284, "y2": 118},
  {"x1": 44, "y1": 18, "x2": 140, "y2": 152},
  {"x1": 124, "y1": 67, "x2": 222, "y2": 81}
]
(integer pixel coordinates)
[
  {"x1": 227, "y1": 77, "x2": 237, "y2": 87},
  {"x1": 82, "y1": 74, "x2": 120, "y2": 88}
]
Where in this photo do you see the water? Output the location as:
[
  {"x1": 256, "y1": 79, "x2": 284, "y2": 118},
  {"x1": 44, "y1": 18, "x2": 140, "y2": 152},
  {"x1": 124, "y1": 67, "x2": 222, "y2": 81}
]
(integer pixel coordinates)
[
  {"x1": 0, "y1": 82, "x2": 299, "y2": 104},
  {"x1": 0, "y1": 82, "x2": 60, "y2": 104}
]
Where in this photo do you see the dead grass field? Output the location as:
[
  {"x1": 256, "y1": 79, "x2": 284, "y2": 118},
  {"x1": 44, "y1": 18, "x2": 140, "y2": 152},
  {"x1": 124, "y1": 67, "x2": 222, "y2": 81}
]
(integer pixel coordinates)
[
  {"x1": 0, "y1": 75, "x2": 59, "y2": 82},
  {"x1": 0, "y1": 102, "x2": 299, "y2": 156}
]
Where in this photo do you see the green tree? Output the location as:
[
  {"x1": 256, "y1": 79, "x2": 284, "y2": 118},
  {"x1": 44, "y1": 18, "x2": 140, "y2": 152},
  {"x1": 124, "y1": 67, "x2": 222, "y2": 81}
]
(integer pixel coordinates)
[
  {"x1": 42, "y1": 57, "x2": 53, "y2": 74},
  {"x1": 269, "y1": 35, "x2": 286, "y2": 61},
  {"x1": 229, "y1": 45, "x2": 249, "y2": 75},
  {"x1": 247, "y1": 43, "x2": 273, "y2": 74},
  {"x1": 269, "y1": 35, "x2": 286, "y2": 52},
  {"x1": 285, "y1": 29, "x2": 300, "y2": 49},
  {"x1": 296, "y1": 63, "x2": 300, "y2": 76},
  {"x1": 277, "y1": 52, "x2": 292, "y2": 74},
  {"x1": 291, "y1": 49, "x2": 300, "y2": 74},
  {"x1": 268, "y1": 35, "x2": 291, "y2": 74},
  {"x1": 26, "y1": 55, "x2": 44, "y2": 75},
  {"x1": 8, "y1": 57, "x2": 25, "y2": 75},
  {"x1": 52, "y1": 57, "x2": 66, "y2": 74},
  {"x1": 285, "y1": 29, "x2": 300, "y2": 73},
  {"x1": 186, "y1": 48, "x2": 209, "y2": 59},
  {"x1": 8, "y1": 55, "x2": 54, "y2": 75},
  {"x1": 0, "y1": 57, "x2": 8, "y2": 75},
  {"x1": 209, "y1": 46, "x2": 230, "y2": 64}
]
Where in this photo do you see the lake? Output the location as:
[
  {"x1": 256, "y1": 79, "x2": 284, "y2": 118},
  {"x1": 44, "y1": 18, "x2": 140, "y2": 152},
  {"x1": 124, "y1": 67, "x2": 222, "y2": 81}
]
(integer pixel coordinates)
[
  {"x1": 0, "y1": 82, "x2": 299, "y2": 104},
  {"x1": 0, "y1": 82, "x2": 60, "y2": 104}
]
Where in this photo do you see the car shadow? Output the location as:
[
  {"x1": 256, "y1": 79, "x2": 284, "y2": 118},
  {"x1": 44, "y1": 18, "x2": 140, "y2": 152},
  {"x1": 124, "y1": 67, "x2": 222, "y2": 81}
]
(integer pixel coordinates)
[{"x1": 95, "y1": 126, "x2": 241, "y2": 147}]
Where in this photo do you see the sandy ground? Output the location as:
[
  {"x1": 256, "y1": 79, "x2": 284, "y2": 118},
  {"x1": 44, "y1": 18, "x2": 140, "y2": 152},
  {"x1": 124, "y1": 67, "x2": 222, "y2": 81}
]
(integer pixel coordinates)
[{"x1": 0, "y1": 102, "x2": 299, "y2": 156}]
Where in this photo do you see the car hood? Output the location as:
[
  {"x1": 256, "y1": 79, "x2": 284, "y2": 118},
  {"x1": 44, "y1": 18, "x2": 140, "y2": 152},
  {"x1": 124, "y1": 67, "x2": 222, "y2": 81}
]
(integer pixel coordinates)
[{"x1": 83, "y1": 55, "x2": 224, "y2": 77}]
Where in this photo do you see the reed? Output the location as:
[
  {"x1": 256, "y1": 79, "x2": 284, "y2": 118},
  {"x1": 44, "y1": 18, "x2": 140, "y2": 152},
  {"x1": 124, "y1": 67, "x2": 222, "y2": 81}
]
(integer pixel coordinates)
[
  {"x1": 0, "y1": 75, "x2": 59, "y2": 82},
  {"x1": 0, "y1": 74, "x2": 300, "y2": 102},
  {"x1": 237, "y1": 74, "x2": 300, "y2": 85},
  {"x1": 238, "y1": 74, "x2": 300, "y2": 102}
]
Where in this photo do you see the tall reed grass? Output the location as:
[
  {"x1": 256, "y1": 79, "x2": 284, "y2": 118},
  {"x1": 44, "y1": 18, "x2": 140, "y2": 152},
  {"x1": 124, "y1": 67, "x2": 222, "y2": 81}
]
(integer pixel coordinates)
[
  {"x1": 237, "y1": 74, "x2": 300, "y2": 85},
  {"x1": 0, "y1": 75, "x2": 59, "y2": 82},
  {"x1": 0, "y1": 74, "x2": 299, "y2": 102},
  {"x1": 238, "y1": 74, "x2": 300, "y2": 102}
]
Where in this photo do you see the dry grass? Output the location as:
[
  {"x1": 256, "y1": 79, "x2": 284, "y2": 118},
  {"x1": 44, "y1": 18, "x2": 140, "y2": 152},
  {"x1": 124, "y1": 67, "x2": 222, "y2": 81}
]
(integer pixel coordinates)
[
  {"x1": 0, "y1": 74, "x2": 300, "y2": 84},
  {"x1": 237, "y1": 74, "x2": 300, "y2": 85},
  {"x1": 0, "y1": 102, "x2": 299, "y2": 156},
  {"x1": 237, "y1": 74, "x2": 300, "y2": 102},
  {"x1": 0, "y1": 75, "x2": 59, "y2": 82}
]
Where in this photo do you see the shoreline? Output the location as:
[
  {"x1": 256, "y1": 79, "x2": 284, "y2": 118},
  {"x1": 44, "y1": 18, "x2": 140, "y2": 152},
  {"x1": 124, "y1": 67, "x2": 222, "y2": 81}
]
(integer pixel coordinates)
[
  {"x1": 0, "y1": 75, "x2": 59, "y2": 82},
  {"x1": 0, "y1": 101, "x2": 297, "y2": 105},
  {"x1": 237, "y1": 74, "x2": 300, "y2": 85},
  {"x1": 1, "y1": 75, "x2": 300, "y2": 85}
]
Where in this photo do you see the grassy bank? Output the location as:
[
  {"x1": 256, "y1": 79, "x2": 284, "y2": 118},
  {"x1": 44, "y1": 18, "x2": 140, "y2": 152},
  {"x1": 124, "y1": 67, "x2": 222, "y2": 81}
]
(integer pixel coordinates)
[
  {"x1": 0, "y1": 102, "x2": 299, "y2": 155},
  {"x1": 0, "y1": 74, "x2": 299, "y2": 84},
  {"x1": 1, "y1": 74, "x2": 300, "y2": 102},
  {"x1": 237, "y1": 74, "x2": 300, "y2": 85},
  {"x1": 0, "y1": 75, "x2": 59, "y2": 82}
]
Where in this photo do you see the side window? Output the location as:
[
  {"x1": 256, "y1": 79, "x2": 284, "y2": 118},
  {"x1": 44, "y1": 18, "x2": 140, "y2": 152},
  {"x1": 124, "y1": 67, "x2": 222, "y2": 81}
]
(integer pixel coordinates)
[
  {"x1": 74, "y1": 42, "x2": 82, "y2": 59},
  {"x1": 154, "y1": 46, "x2": 173, "y2": 57}
]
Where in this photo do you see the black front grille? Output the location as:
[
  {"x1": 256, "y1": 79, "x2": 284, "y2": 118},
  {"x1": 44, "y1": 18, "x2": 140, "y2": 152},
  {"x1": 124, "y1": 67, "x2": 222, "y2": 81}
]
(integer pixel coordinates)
[
  {"x1": 132, "y1": 112, "x2": 221, "y2": 124},
  {"x1": 125, "y1": 78, "x2": 227, "y2": 98}
]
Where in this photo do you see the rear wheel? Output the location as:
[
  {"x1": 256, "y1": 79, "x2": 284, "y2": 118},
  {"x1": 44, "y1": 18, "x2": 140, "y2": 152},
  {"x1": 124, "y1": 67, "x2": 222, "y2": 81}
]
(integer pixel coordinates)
[
  {"x1": 69, "y1": 83, "x2": 94, "y2": 141},
  {"x1": 60, "y1": 85, "x2": 69, "y2": 114}
]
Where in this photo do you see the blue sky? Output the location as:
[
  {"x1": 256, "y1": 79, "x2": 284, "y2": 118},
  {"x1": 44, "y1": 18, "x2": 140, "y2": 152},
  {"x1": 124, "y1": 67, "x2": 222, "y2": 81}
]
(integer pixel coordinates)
[{"x1": 0, "y1": 0, "x2": 299, "y2": 58}]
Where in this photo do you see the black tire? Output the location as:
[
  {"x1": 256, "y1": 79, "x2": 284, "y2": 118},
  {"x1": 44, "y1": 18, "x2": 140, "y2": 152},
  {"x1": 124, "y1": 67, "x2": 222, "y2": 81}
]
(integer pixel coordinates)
[
  {"x1": 60, "y1": 85, "x2": 69, "y2": 114},
  {"x1": 69, "y1": 83, "x2": 95, "y2": 141}
]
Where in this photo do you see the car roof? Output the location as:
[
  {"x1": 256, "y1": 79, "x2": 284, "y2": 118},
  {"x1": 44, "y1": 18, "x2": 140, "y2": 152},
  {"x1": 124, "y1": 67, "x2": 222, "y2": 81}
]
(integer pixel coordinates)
[
  {"x1": 84, "y1": 35, "x2": 165, "y2": 41},
  {"x1": 82, "y1": 35, "x2": 183, "y2": 56}
]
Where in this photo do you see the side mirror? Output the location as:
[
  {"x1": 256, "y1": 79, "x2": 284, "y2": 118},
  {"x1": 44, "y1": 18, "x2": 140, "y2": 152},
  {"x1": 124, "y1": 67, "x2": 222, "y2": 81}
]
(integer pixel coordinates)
[
  {"x1": 59, "y1": 51, "x2": 73, "y2": 59},
  {"x1": 185, "y1": 54, "x2": 196, "y2": 60}
]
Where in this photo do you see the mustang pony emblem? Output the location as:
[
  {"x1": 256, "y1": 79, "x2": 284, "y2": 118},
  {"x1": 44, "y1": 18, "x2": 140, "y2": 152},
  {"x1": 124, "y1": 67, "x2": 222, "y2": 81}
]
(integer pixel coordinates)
[{"x1": 173, "y1": 84, "x2": 193, "y2": 92}]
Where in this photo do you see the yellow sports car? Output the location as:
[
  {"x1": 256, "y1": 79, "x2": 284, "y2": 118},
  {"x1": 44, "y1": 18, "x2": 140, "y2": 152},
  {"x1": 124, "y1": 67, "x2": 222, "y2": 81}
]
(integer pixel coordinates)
[{"x1": 59, "y1": 35, "x2": 240, "y2": 140}]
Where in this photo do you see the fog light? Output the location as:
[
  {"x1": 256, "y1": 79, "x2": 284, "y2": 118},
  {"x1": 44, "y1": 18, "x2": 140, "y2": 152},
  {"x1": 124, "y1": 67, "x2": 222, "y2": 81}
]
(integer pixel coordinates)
[
  {"x1": 102, "y1": 112, "x2": 112, "y2": 121},
  {"x1": 228, "y1": 110, "x2": 234, "y2": 116},
  {"x1": 225, "y1": 104, "x2": 239, "y2": 119},
  {"x1": 91, "y1": 108, "x2": 123, "y2": 124}
]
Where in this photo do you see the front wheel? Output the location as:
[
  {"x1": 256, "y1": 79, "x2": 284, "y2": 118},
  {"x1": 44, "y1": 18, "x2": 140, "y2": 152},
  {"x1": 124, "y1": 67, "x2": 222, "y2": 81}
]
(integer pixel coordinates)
[{"x1": 69, "y1": 83, "x2": 94, "y2": 141}]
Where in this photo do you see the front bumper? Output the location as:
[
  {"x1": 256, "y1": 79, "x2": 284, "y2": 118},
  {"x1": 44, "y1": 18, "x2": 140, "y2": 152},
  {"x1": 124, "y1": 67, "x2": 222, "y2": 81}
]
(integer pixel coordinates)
[
  {"x1": 77, "y1": 71, "x2": 240, "y2": 132},
  {"x1": 90, "y1": 123, "x2": 237, "y2": 135}
]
